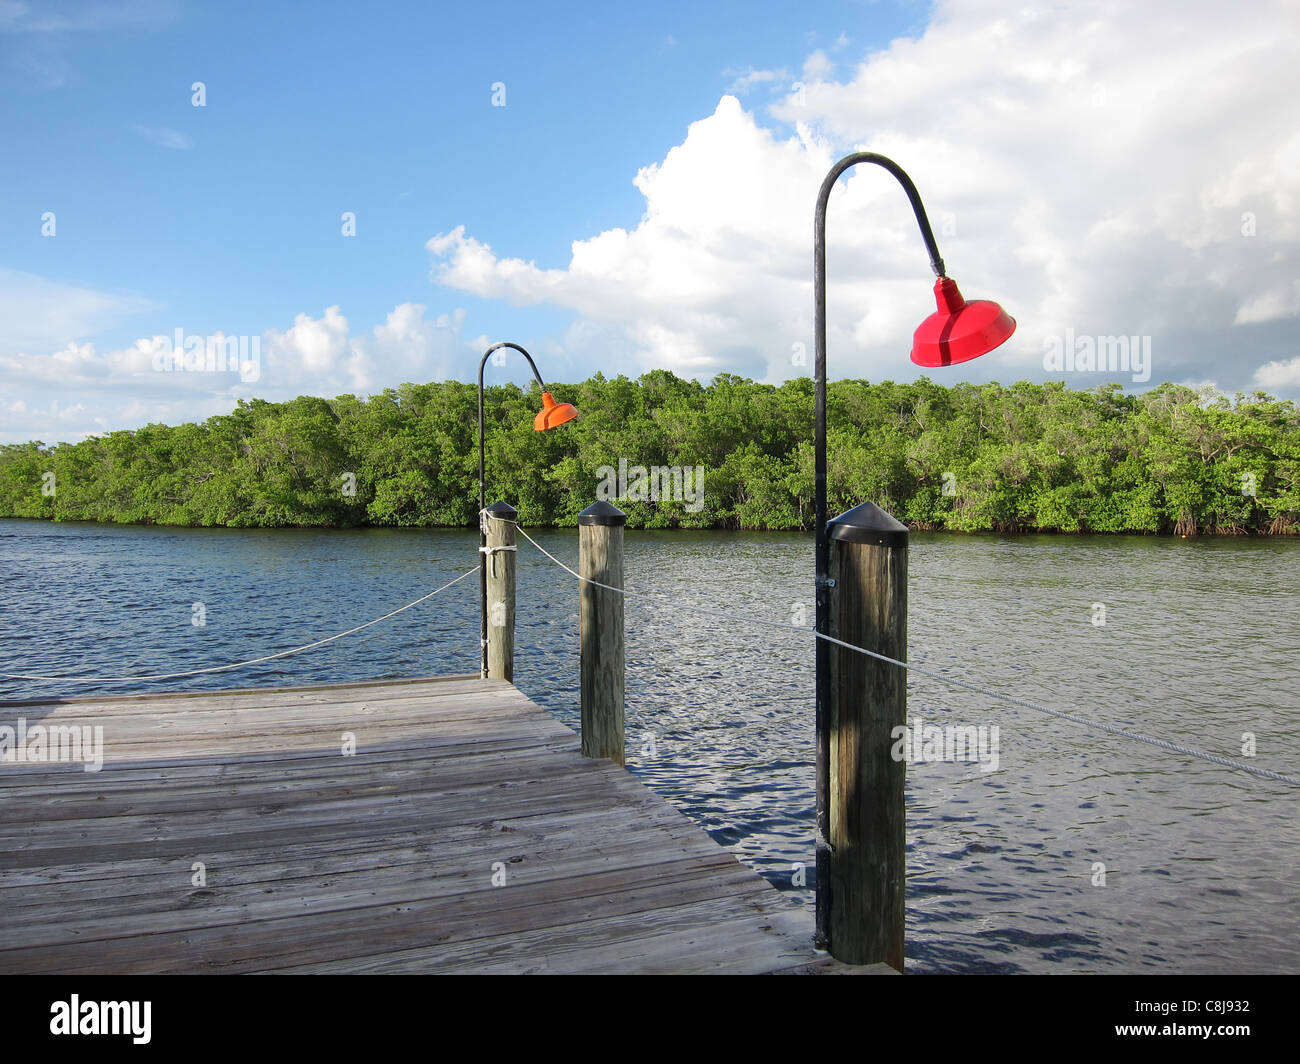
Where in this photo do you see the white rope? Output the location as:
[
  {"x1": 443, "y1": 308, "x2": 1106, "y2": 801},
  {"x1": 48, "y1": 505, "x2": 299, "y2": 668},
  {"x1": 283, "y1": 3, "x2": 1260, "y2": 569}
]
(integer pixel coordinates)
[
  {"x1": 513, "y1": 524, "x2": 1300, "y2": 788},
  {"x1": 1, "y1": 566, "x2": 479, "y2": 685}
]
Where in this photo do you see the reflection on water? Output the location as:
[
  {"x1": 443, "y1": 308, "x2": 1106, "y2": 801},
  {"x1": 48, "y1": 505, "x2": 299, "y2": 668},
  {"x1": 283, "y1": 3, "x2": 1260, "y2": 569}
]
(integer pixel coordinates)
[{"x1": 1, "y1": 519, "x2": 1297, "y2": 972}]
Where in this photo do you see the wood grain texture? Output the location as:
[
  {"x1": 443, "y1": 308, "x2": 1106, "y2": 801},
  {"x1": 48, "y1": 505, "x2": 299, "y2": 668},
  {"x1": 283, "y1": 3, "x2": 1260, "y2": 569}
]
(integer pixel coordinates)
[
  {"x1": 579, "y1": 523, "x2": 625, "y2": 765},
  {"x1": 484, "y1": 513, "x2": 517, "y2": 682},
  {"x1": 827, "y1": 537, "x2": 908, "y2": 969},
  {"x1": 0, "y1": 675, "x2": 890, "y2": 974}
]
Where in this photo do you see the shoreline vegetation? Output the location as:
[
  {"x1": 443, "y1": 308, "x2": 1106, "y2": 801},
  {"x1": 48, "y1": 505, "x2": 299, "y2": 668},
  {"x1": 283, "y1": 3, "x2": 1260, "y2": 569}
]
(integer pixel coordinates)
[{"x1": 2, "y1": 374, "x2": 1297, "y2": 536}]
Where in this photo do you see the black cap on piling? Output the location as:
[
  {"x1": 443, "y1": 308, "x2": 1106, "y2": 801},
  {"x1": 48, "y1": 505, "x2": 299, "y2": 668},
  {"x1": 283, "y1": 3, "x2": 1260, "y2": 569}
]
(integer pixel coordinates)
[
  {"x1": 484, "y1": 501, "x2": 518, "y2": 519},
  {"x1": 827, "y1": 501, "x2": 908, "y2": 548},
  {"x1": 578, "y1": 500, "x2": 627, "y2": 526}
]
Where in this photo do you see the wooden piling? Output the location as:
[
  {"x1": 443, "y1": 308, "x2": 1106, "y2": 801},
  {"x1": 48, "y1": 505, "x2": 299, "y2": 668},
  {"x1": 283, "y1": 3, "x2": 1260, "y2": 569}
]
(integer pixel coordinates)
[
  {"x1": 578, "y1": 500, "x2": 625, "y2": 765},
  {"x1": 825, "y1": 501, "x2": 908, "y2": 969},
  {"x1": 482, "y1": 500, "x2": 517, "y2": 682}
]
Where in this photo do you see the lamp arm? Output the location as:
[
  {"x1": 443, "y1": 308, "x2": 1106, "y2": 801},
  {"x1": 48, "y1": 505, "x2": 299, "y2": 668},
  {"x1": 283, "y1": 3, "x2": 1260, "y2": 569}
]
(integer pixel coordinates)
[
  {"x1": 812, "y1": 151, "x2": 947, "y2": 551},
  {"x1": 480, "y1": 341, "x2": 549, "y2": 393},
  {"x1": 814, "y1": 152, "x2": 947, "y2": 280},
  {"x1": 479, "y1": 341, "x2": 549, "y2": 515}
]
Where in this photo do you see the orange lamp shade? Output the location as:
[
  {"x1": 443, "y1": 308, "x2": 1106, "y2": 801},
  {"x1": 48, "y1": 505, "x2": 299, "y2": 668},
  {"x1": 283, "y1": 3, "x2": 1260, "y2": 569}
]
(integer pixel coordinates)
[{"x1": 534, "y1": 391, "x2": 578, "y2": 431}]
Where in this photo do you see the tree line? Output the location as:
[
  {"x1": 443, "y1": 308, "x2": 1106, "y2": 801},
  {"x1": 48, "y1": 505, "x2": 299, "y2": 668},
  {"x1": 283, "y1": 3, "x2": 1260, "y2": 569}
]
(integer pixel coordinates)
[{"x1": 1, "y1": 373, "x2": 1296, "y2": 535}]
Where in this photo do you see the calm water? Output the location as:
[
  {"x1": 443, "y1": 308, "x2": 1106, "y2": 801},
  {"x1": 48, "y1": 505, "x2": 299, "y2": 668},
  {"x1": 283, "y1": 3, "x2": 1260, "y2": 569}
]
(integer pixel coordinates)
[{"x1": 1, "y1": 518, "x2": 1297, "y2": 973}]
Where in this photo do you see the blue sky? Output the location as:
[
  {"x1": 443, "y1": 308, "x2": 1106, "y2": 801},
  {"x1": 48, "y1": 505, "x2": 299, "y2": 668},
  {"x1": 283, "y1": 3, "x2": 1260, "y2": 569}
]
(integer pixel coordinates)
[{"x1": 2, "y1": 0, "x2": 1298, "y2": 443}]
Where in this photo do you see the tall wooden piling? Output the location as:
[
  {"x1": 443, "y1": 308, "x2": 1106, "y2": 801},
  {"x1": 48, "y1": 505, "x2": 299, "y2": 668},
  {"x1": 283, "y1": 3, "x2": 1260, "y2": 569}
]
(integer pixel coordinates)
[
  {"x1": 482, "y1": 500, "x2": 517, "y2": 682},
  {"x1": 578, "y1": 500, "x2": 625, "y2": 765},
  {"x1": 825, "y1": 501, "x2": 908, "y2": 969}
]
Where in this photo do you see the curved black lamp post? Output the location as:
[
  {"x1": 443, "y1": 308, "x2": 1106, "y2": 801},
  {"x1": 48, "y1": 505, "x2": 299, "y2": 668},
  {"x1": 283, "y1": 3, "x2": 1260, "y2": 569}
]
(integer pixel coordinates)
[
  {"x1": 477, "y1": 342, "x2": 577, "y2": 679},
  {"x1": 812, "y1": 153, "x2": 1015, "y2": 948}
]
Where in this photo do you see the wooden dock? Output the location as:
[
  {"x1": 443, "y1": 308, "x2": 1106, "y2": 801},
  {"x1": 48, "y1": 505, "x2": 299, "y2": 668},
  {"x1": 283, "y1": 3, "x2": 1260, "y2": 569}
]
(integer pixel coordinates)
[{"x1": 0, "y1": 675, "x2": 892, "y2": 974}]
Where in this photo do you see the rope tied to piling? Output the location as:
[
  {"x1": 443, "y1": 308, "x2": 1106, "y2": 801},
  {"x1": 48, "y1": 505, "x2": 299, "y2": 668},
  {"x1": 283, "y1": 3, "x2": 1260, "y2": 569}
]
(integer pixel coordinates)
[
  {"x1": 0, "y1": 566, "x2": 480, "y2": 685},
  {"x1": 510, "y1": 520, "x2": 1300, "y2": 789}
]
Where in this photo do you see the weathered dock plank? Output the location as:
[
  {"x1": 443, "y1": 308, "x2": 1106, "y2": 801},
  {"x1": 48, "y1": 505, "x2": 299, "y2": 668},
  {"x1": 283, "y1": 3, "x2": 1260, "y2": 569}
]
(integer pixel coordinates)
[{"x1": 0, "y1": 676, "x2": 894, "y2": 974}]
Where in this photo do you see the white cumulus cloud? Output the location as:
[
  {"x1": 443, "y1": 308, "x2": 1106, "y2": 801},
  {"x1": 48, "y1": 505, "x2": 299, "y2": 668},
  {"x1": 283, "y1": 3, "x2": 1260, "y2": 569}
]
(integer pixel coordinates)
[
  {"x1": 0, "y1": 302, "x2": 483, "y2": 444},
  {"x1": 1254, "y1": 357, "x2": 1300, "y2": 391}
]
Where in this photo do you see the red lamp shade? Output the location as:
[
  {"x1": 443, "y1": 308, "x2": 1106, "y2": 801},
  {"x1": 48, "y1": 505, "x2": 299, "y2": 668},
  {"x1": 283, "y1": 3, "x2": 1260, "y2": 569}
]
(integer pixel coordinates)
[
  {"x1": 534, "y1": 391, "x2": 578, "y2": 431},
  {"x1": 911, "y1": 277, "x2": 1015, "y2": 367}
]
